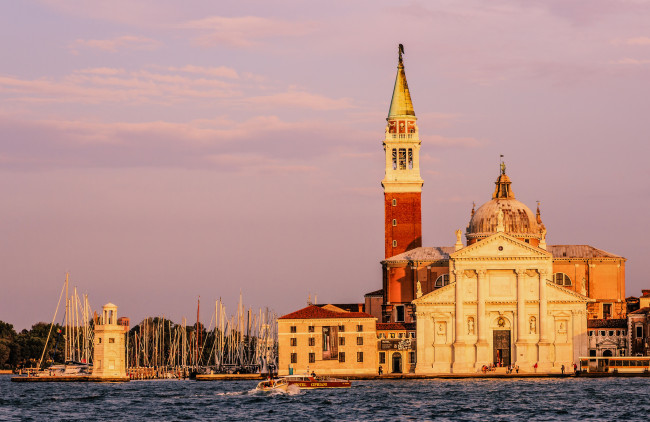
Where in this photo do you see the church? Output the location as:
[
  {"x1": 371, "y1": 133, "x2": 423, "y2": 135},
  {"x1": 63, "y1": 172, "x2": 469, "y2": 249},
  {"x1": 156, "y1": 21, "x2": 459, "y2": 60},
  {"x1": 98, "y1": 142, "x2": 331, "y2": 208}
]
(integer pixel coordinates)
[{"x1": 373, "y1": 46, "x2": 627, "y2": 373}]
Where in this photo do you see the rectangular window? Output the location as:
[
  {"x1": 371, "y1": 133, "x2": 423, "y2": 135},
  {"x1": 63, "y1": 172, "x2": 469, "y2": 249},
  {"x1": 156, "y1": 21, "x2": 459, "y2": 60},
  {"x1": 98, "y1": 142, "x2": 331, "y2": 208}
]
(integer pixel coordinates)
[
  {"x1": 98, "y1": 338, "x2": 102, "y2": 344},
  {"x1": 399, "y1": 333, "x2": 404, "y2": 338},
  {"x1": 637, "y1": 326, "x2": 643, "y2": 338},
  {"x1": 357, "y1": 337, "x2": 363, "y2": 345},
  {"x1": 398, "y1": 149, "x2": 407, "y2": 170},
  {"x1": 603, "y1": 303, "x2": 612, "y2": 318},
  {"x1": 97, "y1": 360, "x2": 101, "y2": 369},
  {"x1": 357, "y1": 324, "x2": 363, "y2": 332},
  {"x1": 408, "y1": 148, "x2": 413, "y2": 170},
  {"x1": 108, "y1": 360, "x2": 115, "y2": 370},
  {"x1": 339, "y1": 325, "x2": 345, "y2": 332},
  {"x1": 339, "y1": 352, "x2": 345, "y2": 362},
  {"x1": 392, "y1": 199, "x2": 397, "y2": 206},
  {"x1": 395, "y1": 305, "x2": 405, "y2": 322},
  {"x1": 109, "y1": 338, "x2": 115, "y2": 344},
  {"x1": 291, "y1": 353, "x2": 297, "y2": 363},
  {"x1": 608, "y1": 331, "x2": 614, "y2": 337},
  {"x1": 392, "y1": 240, "x2": 397, "y2": 247},
  {"x1": 309, "y1": 353, "x2": 315, "y2": 363},
  {"x1": 409, "y1": 351, "x2": 416, "y2": 364},
  {"x1": 409, "y1": 332, "x2": 415, "y2": 339},
  {"x1": 290, "y1": 338, "x2": 297, "y2": 347},
  {"x1": 390, "y1": 333, "x2": 395, "y2": 339},
  {"x1": 339, "y1": 337, "x2": 345, "y2": 346},
  {"x1": 290, "y1": 326, "x2": 297, "y2": 333},
  {"x1": 379, "y1": 352, "x2": 386, "y2": 364},
  {"x1": 392, "y1": 149, "x2": 397, "y2": 170},
  {"x1": 357, "y1": 352, "x2": 364, "y2": 362},
  {"x1": 392, "y1": 219, "x2": 397, "y2": 226},
  {"x1": 588, "y1": 331, "x2": 593, "y2": 337},
  {"x1": 308, "y1": 325, "x2": 315, "y2": 332},
  {"x1": 308, "y1": 337, "x2": 315, "y2": 347},
  {"x1": 600, "y1": 331, "x2": 605, "y2": 337}
]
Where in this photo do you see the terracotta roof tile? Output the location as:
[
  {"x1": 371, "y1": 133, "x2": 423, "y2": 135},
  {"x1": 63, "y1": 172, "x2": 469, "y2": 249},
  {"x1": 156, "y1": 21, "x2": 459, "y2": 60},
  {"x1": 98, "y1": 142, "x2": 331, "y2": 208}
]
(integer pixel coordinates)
[
  {"x1": 630, "y1": 307, "x2": 650, "y2": 315},
  {"x1": 279, "y1": 305, "x2": 375, "y2": 320},
  {"x1": 384, "y1": 246, "x2": 455, "y2": 262},
  {"x1": 547, "y1": 245, "x2": 622, "y2": 259}
]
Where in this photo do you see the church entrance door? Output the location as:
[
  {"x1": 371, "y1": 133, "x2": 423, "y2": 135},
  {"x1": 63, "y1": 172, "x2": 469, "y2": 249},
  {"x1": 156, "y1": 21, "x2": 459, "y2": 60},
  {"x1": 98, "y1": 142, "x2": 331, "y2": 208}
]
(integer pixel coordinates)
[
  {"x1": 391, "y1": 352, "x2": 402, "y2": 373},
  {"x1": 493, "y1": 330, "x2": 511, "y2": 366}
]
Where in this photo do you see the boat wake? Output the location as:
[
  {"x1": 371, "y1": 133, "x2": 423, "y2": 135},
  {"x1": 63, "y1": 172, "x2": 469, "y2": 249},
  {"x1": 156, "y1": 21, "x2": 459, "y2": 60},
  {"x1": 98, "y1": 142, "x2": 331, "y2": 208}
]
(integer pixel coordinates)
[{"x1": 249, "y1": 385, "x2": 302, "y2": 396}]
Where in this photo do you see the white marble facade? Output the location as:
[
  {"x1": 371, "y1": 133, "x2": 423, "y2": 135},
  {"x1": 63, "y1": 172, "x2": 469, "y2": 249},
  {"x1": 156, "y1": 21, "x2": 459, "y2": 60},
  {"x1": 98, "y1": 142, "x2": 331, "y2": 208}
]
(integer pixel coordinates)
[{"x1": 413, "y1": 233, "x2": 589, "y2": 373}]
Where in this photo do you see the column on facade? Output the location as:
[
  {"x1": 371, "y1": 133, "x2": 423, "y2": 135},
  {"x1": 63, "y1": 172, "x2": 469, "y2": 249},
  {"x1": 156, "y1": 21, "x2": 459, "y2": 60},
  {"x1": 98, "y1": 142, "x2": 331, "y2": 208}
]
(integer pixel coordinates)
[
  {"x1": 454, "y1": 270, "x2": 464, "y2": 344},
  {"x1": 477, "y1": 270, "x2": 487, "y2": 344},
  {"x1": 539, "y1": 270, "x2": 548, "y2": 342},
  {"x1": 515, "y1": 269, "x2": 525, "y2": 342}
]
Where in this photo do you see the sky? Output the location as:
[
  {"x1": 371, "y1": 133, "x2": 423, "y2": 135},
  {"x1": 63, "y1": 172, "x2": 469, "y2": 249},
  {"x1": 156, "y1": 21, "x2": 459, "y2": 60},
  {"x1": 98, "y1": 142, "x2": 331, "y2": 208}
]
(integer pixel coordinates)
[{"x1": 1, "y1": 0, "x2": 649, "y2": 330}]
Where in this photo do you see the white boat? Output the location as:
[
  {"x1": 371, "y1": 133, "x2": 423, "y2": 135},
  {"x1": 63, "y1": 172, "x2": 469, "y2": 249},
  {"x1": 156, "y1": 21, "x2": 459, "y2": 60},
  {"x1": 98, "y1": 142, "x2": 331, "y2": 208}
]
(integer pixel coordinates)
[{"x1": 256, "y1": 377, "x2": 289, "y2": 392}]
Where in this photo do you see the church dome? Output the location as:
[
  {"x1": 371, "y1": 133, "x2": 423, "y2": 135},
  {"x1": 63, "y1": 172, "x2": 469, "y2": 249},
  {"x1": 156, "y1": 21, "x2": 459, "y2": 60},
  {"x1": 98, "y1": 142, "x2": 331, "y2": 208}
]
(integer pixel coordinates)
[{"x1": 466, "y1": 166, "x2": 542, "y2": 245}]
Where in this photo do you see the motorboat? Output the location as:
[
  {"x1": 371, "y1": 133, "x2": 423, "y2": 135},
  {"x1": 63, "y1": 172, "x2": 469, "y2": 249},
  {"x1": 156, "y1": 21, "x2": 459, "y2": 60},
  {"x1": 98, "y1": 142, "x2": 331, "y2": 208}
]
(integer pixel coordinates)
[
  {"x1": 282, "y1": 374, "x2": 351, "y2": 389},
  {"x1": 256, "y1": 377, "x2": 290, "y2": 392}
]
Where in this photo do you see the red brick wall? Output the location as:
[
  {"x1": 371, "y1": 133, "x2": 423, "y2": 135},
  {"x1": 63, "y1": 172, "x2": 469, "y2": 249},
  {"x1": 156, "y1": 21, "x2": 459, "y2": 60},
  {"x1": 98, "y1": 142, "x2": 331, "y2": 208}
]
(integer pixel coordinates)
[{"x1": 385, "y1": 192, "x2": 422, "y2": 258}]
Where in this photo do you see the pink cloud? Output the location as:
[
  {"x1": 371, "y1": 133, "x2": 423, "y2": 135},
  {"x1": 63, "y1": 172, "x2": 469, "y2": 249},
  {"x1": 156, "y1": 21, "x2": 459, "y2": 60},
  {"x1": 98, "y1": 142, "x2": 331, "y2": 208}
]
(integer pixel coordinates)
[
  {"x1": 426, "y1": 135, "x2": 485, "y2": 149},
  {"x1": 180, "y1": 16, "x2": 316, "y2": 48},
  {"x1": 68, "y1": 35, "x2": 161, "y2": 54},
  {"x1": 245, "y1": 90, "x2": 355, "y2": 111},
  {"x1": 167, "y1": 65, "x2": 240, "y2": 79}
]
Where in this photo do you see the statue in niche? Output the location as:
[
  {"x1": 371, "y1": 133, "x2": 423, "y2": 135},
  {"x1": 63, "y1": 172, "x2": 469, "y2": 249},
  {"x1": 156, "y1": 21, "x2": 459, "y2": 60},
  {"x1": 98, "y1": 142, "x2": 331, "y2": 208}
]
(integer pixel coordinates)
[
  {"x1": 416, "y1": 280, "x2": 423, "y2": 298},
  {"x1": 496, "y1": 209, "x2": 505, "y2": 232},
  {"x1": 529, "y1": 316, "x2": 537, "y2": 334},
  {"x1": 468, "y1": 318, "x2": 475, "y2": 335},
  {"x1": 455, "y1": 229, "x2": 462, "y2": 243},
  {"x1": 581, "y1": 277, "x2": 587, "y2": 296}
]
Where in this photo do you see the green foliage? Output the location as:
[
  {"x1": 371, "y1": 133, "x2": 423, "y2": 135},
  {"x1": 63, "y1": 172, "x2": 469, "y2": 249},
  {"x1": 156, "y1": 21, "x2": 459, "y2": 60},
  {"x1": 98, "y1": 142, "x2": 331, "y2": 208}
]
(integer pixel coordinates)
[{"x1": 0, "y1": 320, "x2": 65, "y2": 369}]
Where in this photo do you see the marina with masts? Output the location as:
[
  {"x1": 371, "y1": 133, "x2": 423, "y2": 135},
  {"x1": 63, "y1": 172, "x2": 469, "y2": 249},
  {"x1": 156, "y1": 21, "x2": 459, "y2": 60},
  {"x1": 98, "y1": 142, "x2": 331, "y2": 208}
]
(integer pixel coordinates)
[{"x1": 14, "y1": 274, "x2": 278, "y2": 381}]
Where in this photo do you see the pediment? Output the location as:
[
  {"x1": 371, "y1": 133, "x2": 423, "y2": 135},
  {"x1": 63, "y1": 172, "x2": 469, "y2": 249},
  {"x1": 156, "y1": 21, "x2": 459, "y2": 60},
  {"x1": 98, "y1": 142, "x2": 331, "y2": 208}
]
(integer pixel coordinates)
[
  {"x1": 451, "y1": 233, "x2": 552, "y2": 260},
  {"x1": 547, "y1": 281, "x2": 591, "y2": 303},
  {"x1": 412, "y1": 283, "x2": 455, "y2": 305}
]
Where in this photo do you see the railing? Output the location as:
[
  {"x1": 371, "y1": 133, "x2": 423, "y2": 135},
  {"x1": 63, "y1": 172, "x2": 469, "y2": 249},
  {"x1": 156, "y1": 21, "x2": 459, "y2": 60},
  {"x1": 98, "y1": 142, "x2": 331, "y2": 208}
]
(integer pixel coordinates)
[{"x1": 387, "y1": 133, "x2": 417, "y2": 140}]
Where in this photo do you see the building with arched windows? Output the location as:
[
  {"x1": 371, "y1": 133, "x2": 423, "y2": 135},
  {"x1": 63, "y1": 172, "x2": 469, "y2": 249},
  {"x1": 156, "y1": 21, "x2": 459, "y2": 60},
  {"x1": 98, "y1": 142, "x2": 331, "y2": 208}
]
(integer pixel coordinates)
[{"x1": 371, "y1": 46, "x2": 627, "y2": 373}]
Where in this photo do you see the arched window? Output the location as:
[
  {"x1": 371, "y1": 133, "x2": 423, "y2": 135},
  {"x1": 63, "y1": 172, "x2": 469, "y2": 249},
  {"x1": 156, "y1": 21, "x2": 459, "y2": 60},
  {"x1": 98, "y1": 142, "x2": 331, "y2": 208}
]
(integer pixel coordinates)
[
  {"x1": 435, "y1": 274, "x2": 450, "y2": 288},
  {"x1": 553, "y1": 272, "x2": 572, "y2": 286}
]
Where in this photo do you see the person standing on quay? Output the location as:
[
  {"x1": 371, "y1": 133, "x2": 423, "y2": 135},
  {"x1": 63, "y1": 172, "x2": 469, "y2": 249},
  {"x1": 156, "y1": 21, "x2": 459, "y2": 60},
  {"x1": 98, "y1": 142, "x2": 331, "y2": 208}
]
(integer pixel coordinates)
[{"x1": 561, "y1": 364, "x2": 565, "y2": 375}]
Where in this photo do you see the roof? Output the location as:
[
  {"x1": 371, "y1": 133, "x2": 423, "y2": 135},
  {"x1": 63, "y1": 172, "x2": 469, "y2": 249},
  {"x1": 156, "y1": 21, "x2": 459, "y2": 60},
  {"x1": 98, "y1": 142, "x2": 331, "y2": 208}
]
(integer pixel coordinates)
[
  {"x1": 384, "y1": 246, "x2": 455, "y2": 263},
  {"x1": 629, "y1": 307, "x2": 650, "y2": 315},
  {"x1": 587, "y1": 319, "x2": 627, "y2": 329},
  {"x1": 364, "y1": 289, "x2": 384, "y2": 297},
  {"x1": 319, "y1": 303, "x2": 364, "y2": 313},
  {"x1": 279, "y1": 305, "x2": 374, "y2": 320},
  {"x1": 387, "y1": 50, "x2": 415, "y2": 118},
  {"x1": 547, "y1": 245, "x2": 622, "y2": 259},
  {"x1": 377, "y1": 322, "x2": 416, "y2": 331}
]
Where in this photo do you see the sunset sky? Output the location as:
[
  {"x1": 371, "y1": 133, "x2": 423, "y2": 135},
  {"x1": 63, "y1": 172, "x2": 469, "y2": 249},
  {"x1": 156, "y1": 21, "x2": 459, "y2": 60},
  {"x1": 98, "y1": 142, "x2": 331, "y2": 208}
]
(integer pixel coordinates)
[{"x1": 1, "y1": 0, "x2": 649, "y2": 329}]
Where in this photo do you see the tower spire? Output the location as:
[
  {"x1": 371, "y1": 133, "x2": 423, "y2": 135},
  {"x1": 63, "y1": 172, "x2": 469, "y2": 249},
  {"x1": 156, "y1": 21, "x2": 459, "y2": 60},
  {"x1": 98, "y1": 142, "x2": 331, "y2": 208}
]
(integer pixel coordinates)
[
  {"x1": 382, "y1": 44, "x2": 423, "y2": 259},
  {"x1": 388, "y1": 44, "x2": 415, "y2": 119}
]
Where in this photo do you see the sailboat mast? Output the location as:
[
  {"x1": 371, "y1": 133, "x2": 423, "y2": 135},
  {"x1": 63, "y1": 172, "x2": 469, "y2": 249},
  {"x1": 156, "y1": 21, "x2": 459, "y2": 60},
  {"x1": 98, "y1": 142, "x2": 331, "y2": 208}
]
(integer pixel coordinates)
[{"x1": 64, "y1": 272, "x2": 69, "y2": 362}]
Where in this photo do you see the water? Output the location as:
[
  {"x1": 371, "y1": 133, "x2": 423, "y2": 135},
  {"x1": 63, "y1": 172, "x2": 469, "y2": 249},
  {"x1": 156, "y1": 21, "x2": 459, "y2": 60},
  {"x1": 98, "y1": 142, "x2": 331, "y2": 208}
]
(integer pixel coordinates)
[{"x1": 1, "y1": 375, "x2": 649, "y2": 421}]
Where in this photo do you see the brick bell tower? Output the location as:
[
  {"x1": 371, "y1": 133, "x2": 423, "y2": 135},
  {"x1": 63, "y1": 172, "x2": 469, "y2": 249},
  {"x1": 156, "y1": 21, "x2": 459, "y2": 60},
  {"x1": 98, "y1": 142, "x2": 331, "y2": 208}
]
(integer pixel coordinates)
[{"x1": 382, "y1": 44, "x2": 423, "y2": 259}]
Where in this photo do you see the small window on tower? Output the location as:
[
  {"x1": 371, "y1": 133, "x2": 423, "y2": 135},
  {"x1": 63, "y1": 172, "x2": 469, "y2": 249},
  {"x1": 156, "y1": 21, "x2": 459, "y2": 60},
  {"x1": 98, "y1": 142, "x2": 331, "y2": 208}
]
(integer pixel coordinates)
[
  {"x1": 398, "y1": 149, "x2": 407, "y2": 170},
  {"x1": 392, "y1": 149, "x2": 397, "y2": 170},
  {"x1": 392, "y1": 240, "x2": 397, "y2": 247},
  {"x1": 392, "y1": 199, "x2": 397, "y2": 206},
  {"x1": 408, "y1": 149, "x2": 413, "y2": 170},
  {"x1": 392, "y1": 219, "x2": 397, "y2": 226}
]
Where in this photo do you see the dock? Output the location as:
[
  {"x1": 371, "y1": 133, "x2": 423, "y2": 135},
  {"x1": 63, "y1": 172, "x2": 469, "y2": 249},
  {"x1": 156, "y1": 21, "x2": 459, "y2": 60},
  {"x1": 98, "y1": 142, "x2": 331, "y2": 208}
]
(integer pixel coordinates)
[
  {"x1": 11, "y1": 375, "x2": 130, "y2": 383},
  {"x1": 195, "y1": 373, "x2": 264, "y2": 381}
]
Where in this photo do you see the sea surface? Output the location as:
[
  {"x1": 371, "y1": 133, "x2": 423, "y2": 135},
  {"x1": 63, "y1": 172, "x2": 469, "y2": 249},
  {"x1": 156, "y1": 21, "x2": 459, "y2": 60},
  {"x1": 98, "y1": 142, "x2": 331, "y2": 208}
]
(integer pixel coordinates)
[{"x1": 1, "y1": 375, "x2": 649, "y2": 421}]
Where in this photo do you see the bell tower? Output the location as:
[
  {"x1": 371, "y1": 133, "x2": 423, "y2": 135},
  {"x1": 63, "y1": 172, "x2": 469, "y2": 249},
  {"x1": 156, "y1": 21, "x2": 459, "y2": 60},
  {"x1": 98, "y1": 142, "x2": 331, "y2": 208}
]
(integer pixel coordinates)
[{"x1": 382, "y1": 44, "x2": 423, "y2": 258}]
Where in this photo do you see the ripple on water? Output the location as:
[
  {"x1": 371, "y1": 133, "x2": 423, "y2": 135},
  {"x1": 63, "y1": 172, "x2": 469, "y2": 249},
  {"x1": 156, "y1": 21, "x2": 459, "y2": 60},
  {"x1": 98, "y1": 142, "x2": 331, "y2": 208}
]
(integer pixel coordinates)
[{"x1": 2, "y1": 376, "x2": 650, "y2": 421}]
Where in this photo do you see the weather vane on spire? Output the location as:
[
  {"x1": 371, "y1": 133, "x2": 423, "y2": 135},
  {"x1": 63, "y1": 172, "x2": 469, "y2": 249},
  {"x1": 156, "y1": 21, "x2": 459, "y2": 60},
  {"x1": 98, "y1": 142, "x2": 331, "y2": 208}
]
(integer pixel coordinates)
[
  {"x1": 398, "y1": 44, "x2": 404, "y2": 63},
  {"x1": 500, "y1": 154, "x2": 506, "y2": 175}
]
